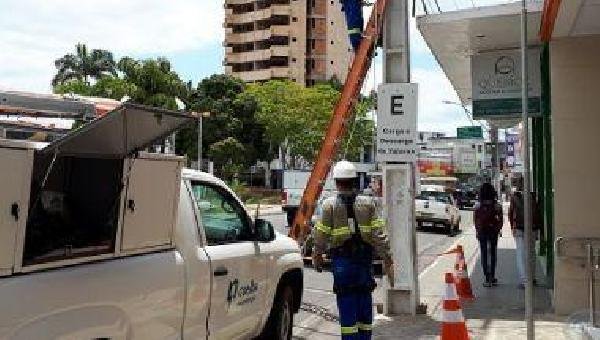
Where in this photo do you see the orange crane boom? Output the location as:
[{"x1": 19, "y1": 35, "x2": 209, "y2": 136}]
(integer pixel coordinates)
[{"x1": 289, "y1": 0, "x2": 388, "y2": 241}]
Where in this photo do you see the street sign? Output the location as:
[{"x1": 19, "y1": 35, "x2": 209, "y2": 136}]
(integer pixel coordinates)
[
  {"x1": 471, "y1": 48, "x2": 541, "y2": 119},
  {"x1": 457, "y1": 126, "x2": 483, "y2": 139},
  {"x1": 376, "y1": 83, "x2": 418, "y2": 163}
]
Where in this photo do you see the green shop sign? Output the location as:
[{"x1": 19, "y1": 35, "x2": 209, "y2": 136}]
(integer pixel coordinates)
[
  {"x1": 471, "y1": 48, "x2": 542, "y2": 119},
  {"x1": 457, "y1": 126, "x2": 483, "y2": 139}
]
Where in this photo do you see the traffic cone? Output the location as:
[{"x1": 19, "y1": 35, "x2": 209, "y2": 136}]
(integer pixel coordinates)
[
  {"x1": 440, "y1": 244, "x2": 464, "y2": 256},
  {"x1": 441, "y1": 273, "x2": 470, "y2": 340},
  {"x1": 454, "y1": 262, "x2": 475, "y2": 300}
]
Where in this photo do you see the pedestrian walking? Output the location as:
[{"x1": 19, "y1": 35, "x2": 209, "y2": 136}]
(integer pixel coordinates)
[
  {"x1": 509, "y1": 176, "x2": 541, "y2": 289},
  {"x1": 474, "y1": 183, "x2": 503, "y2": 287},
  {"x1": 313, "y1": 161, "x2": 394, "y2": 340}
]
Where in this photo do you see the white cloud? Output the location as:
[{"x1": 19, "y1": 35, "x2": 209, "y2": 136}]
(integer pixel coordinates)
[
  {"x1": 0, "y1": 0, "x2": 223, "y2": 93},
  {"x1": 413, "y1": 67, "x2": 473, "y2": 135}
]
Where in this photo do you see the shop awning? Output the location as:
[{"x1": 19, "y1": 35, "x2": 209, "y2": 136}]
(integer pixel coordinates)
[
  {"x1": 416, "y1": 2, "x2": 543, "y2": 106},
  {"x1": 41, "y1": 103, "x2": 194, "y2": 158}
]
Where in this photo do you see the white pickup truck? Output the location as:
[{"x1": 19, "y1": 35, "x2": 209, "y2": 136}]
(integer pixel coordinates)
[
  {"x1": 281, "y1": 170, "x2": 335, "y2": 227},
  {"x1": 415, "y1": 185, "x2": 461, "y2": 235},
  {"x1": 0, "y1": 104, "x2": 303, "y2": 340}
]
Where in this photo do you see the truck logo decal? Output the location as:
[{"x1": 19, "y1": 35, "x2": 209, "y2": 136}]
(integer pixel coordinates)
[{"x1": 227, "y1": 278, "x2": 258, "y2": 307}]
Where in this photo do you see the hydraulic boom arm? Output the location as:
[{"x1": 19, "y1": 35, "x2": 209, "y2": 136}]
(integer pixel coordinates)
[{"x1": 289, "y1": 0, "x2": 388, "y2": 241}]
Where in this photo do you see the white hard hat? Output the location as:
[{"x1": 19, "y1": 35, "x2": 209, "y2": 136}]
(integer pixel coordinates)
[{"x1": 332, "y1": 160, "x2": 357, "y2": 179}]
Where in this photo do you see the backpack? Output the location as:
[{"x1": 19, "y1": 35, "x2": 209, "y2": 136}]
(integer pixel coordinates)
[{"x1": 475, "y1": 202, "x2": 502, "y2": 233}]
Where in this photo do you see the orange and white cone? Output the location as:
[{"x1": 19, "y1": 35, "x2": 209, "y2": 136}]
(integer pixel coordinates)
[
  {"x1": 441, "y1": 273, "x2": 470, "y2": 340},
  {"x1": 454, "y1": 262, "x2": 475, "y2": 300}
]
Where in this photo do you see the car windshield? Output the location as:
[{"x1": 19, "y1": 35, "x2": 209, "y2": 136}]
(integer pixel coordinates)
[{"x1": 417, "y1": 191, "x2": 452, "y2": 204}]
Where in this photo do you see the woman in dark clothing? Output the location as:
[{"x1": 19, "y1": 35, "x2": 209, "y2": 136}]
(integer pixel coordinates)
[{"x1": 474, "y1": 183, "x2": 504, "y2": 287}]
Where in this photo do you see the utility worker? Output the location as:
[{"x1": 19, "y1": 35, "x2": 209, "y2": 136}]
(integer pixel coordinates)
[
  {"x1": 341, "y1": 0, "x2": 365, "y2": 51},
  {"x1": 313, "y1": 160, "x2": 394, "y2": 340}
]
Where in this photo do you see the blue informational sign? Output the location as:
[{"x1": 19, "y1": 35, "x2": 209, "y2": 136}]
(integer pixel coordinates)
[{"x1": 505, "y1": 134, "x2": 518, "y2": 167}]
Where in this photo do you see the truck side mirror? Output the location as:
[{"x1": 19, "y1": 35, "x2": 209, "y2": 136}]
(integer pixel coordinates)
[{"x1": 254, "y1": 219, "x2": 275, "y2": 242}]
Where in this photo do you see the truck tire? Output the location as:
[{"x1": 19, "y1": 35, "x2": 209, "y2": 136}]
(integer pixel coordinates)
[{"x1": 260, "y1": 285, "x2": 294, "y2": 340}]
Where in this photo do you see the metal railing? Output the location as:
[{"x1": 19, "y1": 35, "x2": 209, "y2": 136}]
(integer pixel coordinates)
[{"x1": 555, "y1": 237, "x2": 600, "y2": 328}]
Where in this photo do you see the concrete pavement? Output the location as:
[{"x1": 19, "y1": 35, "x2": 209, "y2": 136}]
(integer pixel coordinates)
[{"x1": 373, "y1": 213, "x2": 583, "y2": 339}]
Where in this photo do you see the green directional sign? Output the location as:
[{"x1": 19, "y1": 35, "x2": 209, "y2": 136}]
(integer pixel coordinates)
[{"x1": 457, "y1": 126, "x2": 483, "y2": 139}]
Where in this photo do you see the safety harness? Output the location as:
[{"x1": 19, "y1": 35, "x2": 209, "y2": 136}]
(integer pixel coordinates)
[{"x1": 331, "y1": 193, "x2": 376, "y2": 294}]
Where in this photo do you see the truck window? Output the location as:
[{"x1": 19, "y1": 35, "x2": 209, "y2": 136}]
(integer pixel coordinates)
[{"x1": 190, "y1": 182, "x2": 252, "y2": 245}]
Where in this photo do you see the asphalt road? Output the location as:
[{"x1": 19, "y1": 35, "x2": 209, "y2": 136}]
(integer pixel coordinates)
[{"x1": 265, "y1": 209, "x2": 475, "y2": 339}]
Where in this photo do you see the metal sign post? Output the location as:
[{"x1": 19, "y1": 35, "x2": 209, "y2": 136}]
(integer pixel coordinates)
[{"x1": 521, "y1": 1, "x2": 534, "y2": 338}]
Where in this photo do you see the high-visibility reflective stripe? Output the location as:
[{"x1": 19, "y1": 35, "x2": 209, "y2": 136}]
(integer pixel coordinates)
[
  {"x1": 442, "y1": 309, "x2": 465, "y2": 323},
  {"x1": 359, "y1": 225, "x2": 372, "y2": 233},
  {"x1": 357, "y1": 322, "x2": 372, "y2": 331},
  {"x1": 332, "y1": 227, "x2": 352, "y2": 236},
  {"x1": 372, "y1": 219, "x2": 385, "y2": 229},
  {"x1": 348, "y1": 28, "x2": 361, "y2": 34},
  {"x1": 315, "y1": 222, "x2": 331, "y2": 235},
  {"x1": 340, "y1": 325, "x2": 358, "y2": 334}
]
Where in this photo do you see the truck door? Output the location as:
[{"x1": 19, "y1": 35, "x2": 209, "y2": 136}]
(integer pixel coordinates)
[
  {"x1": 189, "y1": 181, "x2": 268, "y2": 340},
  {"x1": 0, "y1": 147, "x2": 33, "y2": 275}
]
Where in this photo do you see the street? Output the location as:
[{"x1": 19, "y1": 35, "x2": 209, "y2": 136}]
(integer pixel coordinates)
[{"x1": 265, "y1": 209, "x2": 474, "y2": 339}]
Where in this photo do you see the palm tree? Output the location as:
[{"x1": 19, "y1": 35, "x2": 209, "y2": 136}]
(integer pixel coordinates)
[{"x1": 52, "y1": 43, "x2": 117, "y2": 86}]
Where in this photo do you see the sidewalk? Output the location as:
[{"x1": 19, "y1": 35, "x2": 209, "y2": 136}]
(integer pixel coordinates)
[{"x1": 373, "y1": 218, "x2": 580, "y2": 339}]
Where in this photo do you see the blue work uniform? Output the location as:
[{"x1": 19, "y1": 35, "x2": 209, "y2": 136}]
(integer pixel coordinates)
[
  {"x1": 314, "y1": 193, "x2": 391, "y2": 339},
  {"x1": 341, "y1": 0, "x2": 365, "y2": 51}
]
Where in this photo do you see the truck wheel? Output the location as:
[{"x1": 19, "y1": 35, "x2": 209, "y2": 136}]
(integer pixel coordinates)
[{"x1": 260, "y1": 285, "x2": 294, "y2": 340}]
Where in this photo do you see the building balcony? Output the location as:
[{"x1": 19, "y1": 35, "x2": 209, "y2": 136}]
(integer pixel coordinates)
[
  {"x1": 225, "y1": 5, "x2": 291, "y2": 24},
  {"x1": 226, "y1": 46, "x2": 290, "y2": 64},
  {"x1": 225, "y1": 25, "x2": 290, "y2": 44},
  {"x1": 231, "y1": 67, "x2": 291, "y2": 82}
]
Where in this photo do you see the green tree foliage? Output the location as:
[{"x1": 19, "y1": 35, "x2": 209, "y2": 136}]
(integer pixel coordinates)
[
  {"x1": 175, "y1": 74, "x2": 269, "y2": 177},
  {"x1": 245, "y1": 80, "x2": 375, "y2": 166},
  {"x1": 208, "y1": 137, "x2": 246, "y2": 179},
  {"x1": 52, "y1": 43, "x2": 117, "y2": 86}
]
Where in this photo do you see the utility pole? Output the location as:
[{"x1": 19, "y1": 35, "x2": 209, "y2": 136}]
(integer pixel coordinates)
[
  {"x1": 380, "y1": 0, "x2": 419, "y2": 315},
  {"x1": 197, "y1": 115, "x2": 202, "y2": 171},
  {"x1": 521, "y1": 0, "x2": 534, "y2": 338}
]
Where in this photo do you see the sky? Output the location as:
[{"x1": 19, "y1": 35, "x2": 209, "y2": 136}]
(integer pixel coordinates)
[{"x1": 0, "y1": 0, "x2": 512, "y2": 136}]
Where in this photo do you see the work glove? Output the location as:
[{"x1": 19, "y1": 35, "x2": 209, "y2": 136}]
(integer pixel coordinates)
[
  {"x1": 313, "y1": 253, "x2": 324, "y2": 273},
  {"x1": 384, "y1": 256, "x2": 394, "y2": 287}
]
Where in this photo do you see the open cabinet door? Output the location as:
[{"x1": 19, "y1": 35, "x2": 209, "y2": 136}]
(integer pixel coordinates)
[
  {"x1": 120, "y1": 156, "x2": 183, "y2": 253},
  {"x1": 0, "y1": 148, "x2": 33, "y2": 275}
]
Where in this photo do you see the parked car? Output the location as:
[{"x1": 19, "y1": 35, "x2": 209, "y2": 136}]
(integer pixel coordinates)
[
  {"x1": 0, "y1": 105, "x2": 303, "y2": 340},
  {"x1": 416, "y1": 185, "x2": 461, "y2": 235},
  {"x1": 454, "y1": 186, "x2": 478, "y2": 210}
]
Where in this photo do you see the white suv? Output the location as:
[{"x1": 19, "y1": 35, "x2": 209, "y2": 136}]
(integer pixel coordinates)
[{"x1": 416, "y1": 185, "x2": 461, "y2": 235}]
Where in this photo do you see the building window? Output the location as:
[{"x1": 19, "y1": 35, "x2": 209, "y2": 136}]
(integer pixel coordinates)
[
  {"x1": 331, "y1": 41, "x2": 334, "y2": 45},
  {"x1": 292, "y1": 17, "x2": 298, "y2": 22},
  {"x1": 292, "y1": 58, "x2": 297, "y2": 62},
  {"x1": 330, "y1": 60, "x2": 334, "y2": 65},
  {"x1": 331, "y1": 21, "x2": 334, "y2": 25},
  {"x1": 292, "y1": 37, "x2": 297, "y2": 42}
]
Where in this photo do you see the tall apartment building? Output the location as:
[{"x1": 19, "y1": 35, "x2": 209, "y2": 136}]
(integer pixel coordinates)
[{"x1": 223, "y1": 0, "x2": 353, "y2": 86}]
